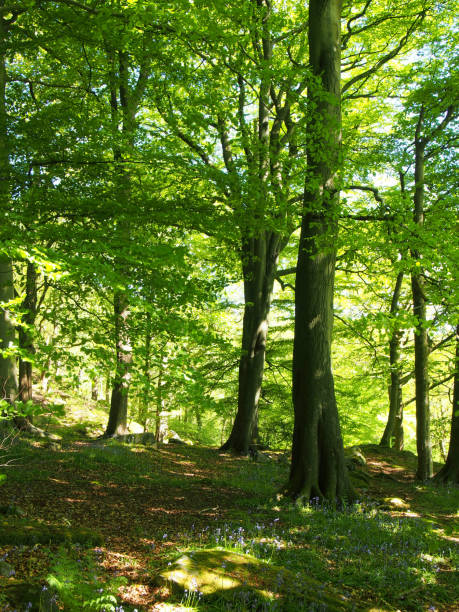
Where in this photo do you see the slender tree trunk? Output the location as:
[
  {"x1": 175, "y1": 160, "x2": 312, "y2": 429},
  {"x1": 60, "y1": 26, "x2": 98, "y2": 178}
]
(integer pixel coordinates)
[
  {"x1": 0, "y1": 15, "x2": 17, "y2": 406},
  {"x1": 18, "y1": 262, "x2": 37, "y2": 405},
  {"x1": 284, "y1": 0, "x2": 352, "y2": 503},
  {"x1": 155, "y1": 346, "x2": 164, "y2": 442},
  {"x1": 104, "y1": 49, "x2": 140, "y2": 437},
  {"x1": 380, "y1": 270, "x2": 404, "y2": 449},
  {"x1": 105, "y1": 290, "x2": 131, "y2": 436},
  {"x1": 141, "y1": 311, "x2": 151, "y2": 431},
  {"x1": 411, "y1": 116, "x2": 432, "y2": 480},
  {"x1": 433, "y1": 325, "x2": 459, "y2": 484},
  {"x1": 91, "y1": 381, "x2": 98, "y2": 401},
  {"x1": 0, "y1": 258, "x2": 17, "y2": 404},
  {"x1": 220, "y1": 232, "x2": 279, "y2": 454}
]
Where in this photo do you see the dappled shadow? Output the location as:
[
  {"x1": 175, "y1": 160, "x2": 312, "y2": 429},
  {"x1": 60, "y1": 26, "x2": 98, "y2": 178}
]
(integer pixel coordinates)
[{"x1": 158, "y1": 548, "x2": 355, "y2": 611}]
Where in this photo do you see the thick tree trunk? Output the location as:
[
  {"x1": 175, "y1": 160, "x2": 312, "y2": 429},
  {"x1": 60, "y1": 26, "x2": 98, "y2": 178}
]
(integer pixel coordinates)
[
  {"x1": 433, "y1": 325, "x2": 459, "y2": 485},
  {"x1": 411, "y1": 127, "x2": 432, "y2": 481},
  {"x1": 0, "y1": 16, "x2": 17, "y2": 406},
  {"x1": 220, "y1": 232, "x2": 279, "y2": 454},
  {"x1": 251, "y1": 406, "x2": 260, "y2": 446},
  {"x1": 104, "y1": 290, "x2": 131, "y2": 437},
  {"x1": 380, "y1": 271, "x2": 404, "y2": 449},
  {"x1": 284, "y1": 0, "x2": 352, "y2": 503}
]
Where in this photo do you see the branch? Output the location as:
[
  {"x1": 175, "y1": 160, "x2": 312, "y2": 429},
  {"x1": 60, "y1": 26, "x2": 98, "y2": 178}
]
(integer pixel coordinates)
[
  {"x1": 342, "y1": 10, "x2": 425, "y2": 96},
  {"x1": 276, "y1": 267, "x2": 296, "y2": 277},
  {"x1": 273, "y1": 22, "x2": 308, "y2": 44},
  {"x1": 403, "y1": 373, "x2": 455, "y2": 407},
  {"x1": 424, "y1": 105, "x2": 458, "y2": 149}
]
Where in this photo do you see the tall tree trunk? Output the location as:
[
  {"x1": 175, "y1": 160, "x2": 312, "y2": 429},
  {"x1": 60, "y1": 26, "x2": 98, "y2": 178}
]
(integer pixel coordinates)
[
  {"x1": 103, "y1": 48, "x2": 141, "y2": 437},
  {"x1": 105, "y1": 290, "x2": 131, "y2": 436},
  {"x1": 284, "y1": 0, "x2": 352, "y2": 503},
  {"x1": 380, "y1": 270, "x2": 404, "y2": 449},
  {"x1": 155, "y1": 345, "x2": 165, "y2": 442},
  {"x1": 0, "y1": 14, "x2": 17, "y2": 406},
  {"x1": 0, "y1": 258, "x2": 16, "y2": 404},
  {"x1": 220, "y1": 232, "x2": 279, "y2": 454},
  {"x1": 18, "y1": 261, "x2": 38, "y2": 405},
  {"x1": 433, "y1": 325, "x2": 459, "y2": 484},
  {"x1": 411, "y1": 112, "x2": 432, "y2": 480},
  {"x1": 141, "y1": 311, "x2": 151, "y2": 432}
]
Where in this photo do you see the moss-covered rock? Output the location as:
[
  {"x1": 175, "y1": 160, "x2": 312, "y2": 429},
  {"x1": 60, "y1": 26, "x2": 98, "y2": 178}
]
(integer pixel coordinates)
[
  {"x1": 157, "y1": 548, "x2": 357, "y2": 610},
  {"x1": 0, "y1": 518, "x2": 103, "y2": 546}
]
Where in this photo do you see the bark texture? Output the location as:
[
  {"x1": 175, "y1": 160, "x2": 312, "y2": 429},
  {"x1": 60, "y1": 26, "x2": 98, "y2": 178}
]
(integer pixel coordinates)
[
  {"x1": 220, "y1": 233, "x2": 279, "y2": 454},
  {"x1": 104, "y1": 48, "x2": 148, "y2": 436},
  {"x1": 218, "y1": 2, "x2": 295, "y2": 454},
  {"x1": 380, "y1": 271, "x2": 404, "y2": 449},
  {"x1": 411, "y1": 113, "x2": 433, "y2": 480},
  {"x1": 0, "y1": 13, "x2": 17, "y2": 405},
  {"x1": 18, "y1": 262, "x2": 38, "y2": 404},
  {"x1": 433, "y1": 326, "x2": 459, "y2": 485},
  {"x1": 284, "y1": 0, "x2": 352, "y2": 503},
  {"x1": 105, "y1": 290, "x2": 131, "y2": 437}
]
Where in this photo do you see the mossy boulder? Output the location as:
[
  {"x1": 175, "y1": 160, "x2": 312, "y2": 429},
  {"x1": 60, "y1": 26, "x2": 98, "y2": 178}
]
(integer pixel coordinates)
[
  {"x1": 112, "y1": 432, "x2": 158, "y2": 447},
  {"x1": 157, "y1": 548, "x2": 357, "y2": 610},
  {"x1": 0, "y1": 518, "x2": 103, "y2": 546},
  {"x1": 344, "y1": 446, "x2": 366, "y2": 469}
]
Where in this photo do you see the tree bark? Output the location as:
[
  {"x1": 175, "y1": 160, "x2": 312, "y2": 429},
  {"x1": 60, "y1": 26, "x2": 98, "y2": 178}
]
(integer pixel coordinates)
[
  {"x1": 0, "y1": 257, "x2": 17, "y2": 404},
  {"x1": 105, "y1": 290, "x2": 131, "y2": 436},
  {"x1": 103, "y1": 48, "x2": 145, "y2": 437},
  {"x1": 0, "y1": 13, "x2": 17, "y2": 406},
  {"x1": 433, "y1": 325, "x2": 459, "y2": 485},
  {"x1": 18, "y1": 262, "x2": 38, "y2": 405},
  {"x1": 155, "y1": 344, "x2": 165, "y2": 443},
  {"x1": 220, "y1": 232, "x2": 279, "y2": 454},
  {"x1": 411, "y1": 113, "x2": 433, "y2": 480},
  {"x1": 380, "y1": 270, "x2": 404, "y2": 449},
  {"x1": 284, "y1": 0, "x2": 352, "y2": 503}
]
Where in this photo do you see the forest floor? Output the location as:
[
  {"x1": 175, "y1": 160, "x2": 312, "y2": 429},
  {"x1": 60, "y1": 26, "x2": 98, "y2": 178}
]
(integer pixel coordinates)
[{"x1": 0, "y1": 405, "x2": 458, "y2": 611}]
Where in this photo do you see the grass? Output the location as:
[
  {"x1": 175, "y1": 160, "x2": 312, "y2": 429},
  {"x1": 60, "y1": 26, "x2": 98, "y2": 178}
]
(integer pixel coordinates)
[{"x1": 0, "y1": 402, "x2": 458, "y2": 611}]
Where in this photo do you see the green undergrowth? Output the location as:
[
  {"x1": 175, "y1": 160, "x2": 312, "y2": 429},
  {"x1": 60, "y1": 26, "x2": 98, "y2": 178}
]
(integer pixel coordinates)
[
  {"x1": 1, "y1": 409, "x2": 458, "y2": 611},
  {"x1": 46, "y1": 545, "x2": 129, "y2": 611},
  {"x1": 157, "y1": 497, "x2": 458, "y2": 611}
]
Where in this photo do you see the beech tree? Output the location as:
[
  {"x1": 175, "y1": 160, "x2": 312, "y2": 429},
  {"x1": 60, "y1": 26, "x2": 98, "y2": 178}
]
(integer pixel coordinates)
[
  {"x1": 283, "y1": 0, "x2": 353, "y2": 502},
  {"x1": 0, "y1": 4, "x2": 19, "y2": 407}
]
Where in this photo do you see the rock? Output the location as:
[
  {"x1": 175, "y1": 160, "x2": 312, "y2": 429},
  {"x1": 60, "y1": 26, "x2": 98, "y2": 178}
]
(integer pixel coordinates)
[
  {"x1": 140, "y1": 432, "x2": 158, "y2": 446},
  {"x1": 381, "y1": 497, "x2": 410, "y2": 510},
  {"x1": 112, "y1": 432, "x2": 158, "y2": 447},
  {"x1": 157, "y1": 548, "x2": 356, "y2": 610},
  {"x1": 165, "y1": 431, "x2": 187, "y2": 445},
  {"x1": 345, "y1": 446, "x2": 366, "y2": 471}
]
